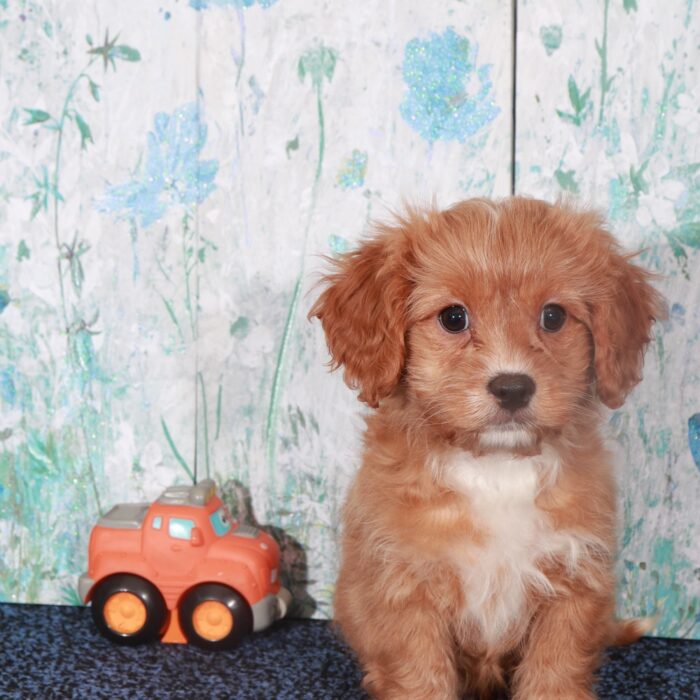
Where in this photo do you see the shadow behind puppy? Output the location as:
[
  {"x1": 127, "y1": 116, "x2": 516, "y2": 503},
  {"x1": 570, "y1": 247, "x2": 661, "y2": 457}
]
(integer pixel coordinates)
[{"x1": 310, "y1": 197, "x2": 665, "y2": 700}]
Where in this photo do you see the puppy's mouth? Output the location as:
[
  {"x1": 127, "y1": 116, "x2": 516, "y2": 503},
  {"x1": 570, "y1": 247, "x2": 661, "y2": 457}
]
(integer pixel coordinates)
[{"x1": 478, "y1": 422, "x2": 537, "y2": 450}]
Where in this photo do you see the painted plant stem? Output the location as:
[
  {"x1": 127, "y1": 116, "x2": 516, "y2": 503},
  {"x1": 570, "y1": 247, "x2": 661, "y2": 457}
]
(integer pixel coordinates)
[
  {"x1": 52, "y1": 58, "x2": 103, "y2": 515},
  {"x1": 235, "y1": 5, "x2": 246, "y2": 87},
  {"x1": 197, "y1": 371, "x2": 211, "y2": 480},
  {"x1": 215, "y1": 381, "x2": 223, "y2": 441},
  {"x1": 313, "y1": 82, "x2": 325, "y2": 183},
  {"x1": 162, "y1": 417, "x2": 195, "y2": 482},
  {"x1": 597, "y1": 0, "x2": 611, "y2": 126},
  {"x1": 182, "y1": 213, "x2": 197, "y2": 339},
  {"x1": 265, "y1": 46, "x2": 336, "y2": 481},
  {"x1": 53, "y1": 61, "x2": 95, "y2": 329}
]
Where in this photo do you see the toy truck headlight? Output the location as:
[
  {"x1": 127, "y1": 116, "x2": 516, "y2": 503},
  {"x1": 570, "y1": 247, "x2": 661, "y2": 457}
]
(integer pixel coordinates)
[{"x1": 270, "y1": 568, "x2": 278, "y2": 584}]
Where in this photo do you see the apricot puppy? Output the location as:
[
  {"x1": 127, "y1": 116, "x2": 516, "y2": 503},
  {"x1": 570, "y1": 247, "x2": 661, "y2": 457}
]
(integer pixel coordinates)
[{"x1": 310, "y1": 197, "x2": 664, "y2": 700}]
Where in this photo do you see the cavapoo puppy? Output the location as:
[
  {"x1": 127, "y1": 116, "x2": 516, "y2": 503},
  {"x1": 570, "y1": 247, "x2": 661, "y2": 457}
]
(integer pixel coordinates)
[{"x1": 310, "y1": 197, "x2": 665, "y2": 700}]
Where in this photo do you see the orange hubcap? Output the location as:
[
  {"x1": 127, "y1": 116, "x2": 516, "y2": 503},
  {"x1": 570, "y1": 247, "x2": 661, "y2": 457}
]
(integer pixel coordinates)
[
  {"x1": 192, "y1": 600, "x2": 233, "y2": 641},
  {"x1": 103, "y1": 592, "x2": 147, "y2": 635}
]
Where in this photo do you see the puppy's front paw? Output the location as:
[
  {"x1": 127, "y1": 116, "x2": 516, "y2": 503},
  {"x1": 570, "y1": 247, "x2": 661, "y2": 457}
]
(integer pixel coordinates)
[
  {"x1": 512, "y1": 684, "x2": 596, "y2": 700},
  {"x1": 362, "y1": 662, "x2": 457, "y2": 700}
]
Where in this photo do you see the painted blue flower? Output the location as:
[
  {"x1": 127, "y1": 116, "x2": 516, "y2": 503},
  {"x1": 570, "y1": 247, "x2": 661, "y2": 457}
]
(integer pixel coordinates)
[
  {"x1": 400, "y1": 28, "x2": 500, "y2": 143},
  {"x1": 337, "y1": 150, "x2": 368, "y2": 190},
  {"x1": 689, "y1": 413, "x2": 700, "y2": 470},
  {"x1": 0, "y1": 368, "x2": 16, "y2": 406},
  {"x1": 96, "y1": 103, "x2": 218, "y2": 227},
  {"x1": 0, "y1": 289, "x2": 9, "y2": 314},
  {"x1": 189, "y1": 0, "x2": 278, "y2": 9}
]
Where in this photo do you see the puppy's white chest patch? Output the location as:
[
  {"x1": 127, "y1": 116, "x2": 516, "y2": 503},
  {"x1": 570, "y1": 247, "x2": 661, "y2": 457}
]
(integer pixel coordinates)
[{"x1": 440, "y1": 447, "x2": 585, "y2": 647}]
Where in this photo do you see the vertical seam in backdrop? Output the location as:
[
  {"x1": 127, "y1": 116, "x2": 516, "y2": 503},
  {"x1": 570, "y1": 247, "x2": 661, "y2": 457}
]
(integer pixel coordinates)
[
  {"x1": 511, "y1": 0, "x2": 518, "y2": 196},
  {"x1": 193, "y1": 10, "x2": 203, "y2": 485}
]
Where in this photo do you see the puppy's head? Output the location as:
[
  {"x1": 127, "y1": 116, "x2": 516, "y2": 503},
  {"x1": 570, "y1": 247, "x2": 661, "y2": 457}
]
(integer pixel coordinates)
[{"x1": 310, "y1": 198, "x2": 665, "y2": 450}]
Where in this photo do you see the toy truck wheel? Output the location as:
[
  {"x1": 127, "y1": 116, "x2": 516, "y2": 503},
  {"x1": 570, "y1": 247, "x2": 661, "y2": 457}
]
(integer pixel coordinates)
[
  {"x1": 91, "y1": 574, "x2": 167, "y2": 645},
  {"x1": 179, "y1": 583, "x2": 253, "y2": 650}
]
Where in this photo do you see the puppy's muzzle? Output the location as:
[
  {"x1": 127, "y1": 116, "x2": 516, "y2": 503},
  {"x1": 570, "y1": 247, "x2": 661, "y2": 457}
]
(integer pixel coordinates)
[{"x1": 487, "y1": 373, "x2": 536, "y2": 412}]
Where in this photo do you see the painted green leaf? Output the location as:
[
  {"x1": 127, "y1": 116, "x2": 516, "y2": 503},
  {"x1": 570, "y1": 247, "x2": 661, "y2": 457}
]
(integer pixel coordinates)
[
  {"x1": 286, "y1": 135, "x2": 299, "y2": 158},
  {"x1": 61, "y1": 584, "x2": 83, "y2": 606},
  {"x1": 88, "y1": 30, "x2": 140, "y2": 71},
  {"x1": 86, "y1": 33, "x2": 93, "y2": 46},
  {"x1": 230, "y1": 316, "x2": 250, "y2": 338},
  {"x1": 161, "y1": 296, "x2": 184, "y2": 341},
  {"x1": 26, "y1": 432, "x2": 58, "y2": 476},
  {"x1": 666, "y1": 235, "x2": 689, "y2": 278},
  {"x1": 539, "y1": 25, "x2": 563, "y2": 56},
  {"x1": 322, "y1": 50, "x2": 337, "y2": 81},
  {"x1": 74, "y1": 113, "x2": 93, "y2": 150},
  {"x1": 670, "y1": 222, "x2": 700, "y2": 248},
  {"x1": 567, "y1": 76, "x2": 581, "y2": 110},
  {"x1": 554, "y1": 168, "x2": 579, "y2": 194},
  {"x1": 298, "y1": 45, "x2": 338, "y2": 89},
  {"x1": 556, "y1": 109, "x2": 581, "y2": 126},
  {"x1": 16, "y1": 240, "x2": 30, "y2": 261},
  {"x1": 26, "y1": 165, "x2": 63, "y2": 218},
  {"x1": 23, "y1": 108, "x2": 51, "y2": 125},
  {"x1": 69, "y1": 256, "x2": 85, "y2": 293},
  {"x1": 629, "y1": 161, "x2": 648, "y2": 195},
  {"x1": 88, "y1": 79, "x2": 100, "y2": 102},
  {"x1": 114, "y1": 45, "x2": 141, "y2": 62},
  {"x1": 671, "y1": 162, "x2": 700, "y2": 178},
  {"x1": 578, "y1": 88, "x2": 591, "y2": 109},
  {"x1": 27, "y1": 192, "x2": 44, "y2": 219},
  {"x1": 567, "y1": 76, "x2": 591, "y2": 115},
  {"x1": 623, "y1": 0, "x2": 638, "y2": 12}
]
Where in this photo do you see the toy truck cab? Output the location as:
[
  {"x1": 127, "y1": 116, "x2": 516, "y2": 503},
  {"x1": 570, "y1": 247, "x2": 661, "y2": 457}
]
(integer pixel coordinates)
[{"x1": 79, "y1": 479, "x2": 291, "y2": 649}]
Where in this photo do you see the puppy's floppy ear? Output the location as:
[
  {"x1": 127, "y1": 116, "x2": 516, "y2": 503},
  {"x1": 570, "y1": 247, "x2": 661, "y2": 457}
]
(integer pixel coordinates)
[
  {"x1": 590, "y1": 249, "x2": 666, "y2": 409},
  {"x1": 309, "y1": 226, "x2": 412, "y2": 407}
]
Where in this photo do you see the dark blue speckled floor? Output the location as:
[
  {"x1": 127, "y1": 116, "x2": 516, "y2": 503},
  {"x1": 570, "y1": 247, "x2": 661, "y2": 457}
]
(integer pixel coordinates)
[{"x1": 1, "y1": 603, "x2": 698, "y2": 699}]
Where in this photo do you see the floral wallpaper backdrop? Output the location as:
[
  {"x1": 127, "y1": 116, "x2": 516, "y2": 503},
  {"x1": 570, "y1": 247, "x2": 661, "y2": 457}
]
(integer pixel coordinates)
[
  {"x1": 517, "y1": 0, "x2": 699, "y2": 638},
  {"x1": 0, "y1": 0, "x2": 696, "y2": 637}
]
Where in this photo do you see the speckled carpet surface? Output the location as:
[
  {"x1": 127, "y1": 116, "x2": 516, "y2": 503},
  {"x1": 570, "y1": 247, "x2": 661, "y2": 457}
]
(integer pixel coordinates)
[{"x1": 1, "y1": 603, "x2": 698, "y2": 699}]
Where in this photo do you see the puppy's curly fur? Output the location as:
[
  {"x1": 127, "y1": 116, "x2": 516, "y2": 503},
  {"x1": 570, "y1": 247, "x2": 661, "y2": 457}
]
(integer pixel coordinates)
[{"x1": 310, "y1": 198, "x2": 665, "y2": 700}]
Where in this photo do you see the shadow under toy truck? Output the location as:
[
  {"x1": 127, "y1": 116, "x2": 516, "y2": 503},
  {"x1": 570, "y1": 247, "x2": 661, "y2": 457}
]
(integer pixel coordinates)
[{"x1": 79, "y1": 479, "x2": 291, "y2": 649}]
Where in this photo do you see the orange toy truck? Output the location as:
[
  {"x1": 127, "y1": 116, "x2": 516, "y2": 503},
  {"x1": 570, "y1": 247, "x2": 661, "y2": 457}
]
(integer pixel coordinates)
[{"x1": 79, "y1": 479, "x2": 291, "y2": 649}]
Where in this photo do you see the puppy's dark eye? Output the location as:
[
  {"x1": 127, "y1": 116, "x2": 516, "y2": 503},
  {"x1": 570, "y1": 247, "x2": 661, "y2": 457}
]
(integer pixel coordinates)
[
  {"x1": 540, "y1": 304, "x2": 567, "y2": 332},
  {"x1": 439, "y1": 305, "x2": 469, "y2": 333}
]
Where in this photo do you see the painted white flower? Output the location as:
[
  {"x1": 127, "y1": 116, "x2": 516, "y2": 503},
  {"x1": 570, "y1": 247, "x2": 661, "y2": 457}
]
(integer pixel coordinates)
[
  {"x1": 672, "y1": 93, "x2": 699, "y2": 135},
  {"x1": 0, "y1": 408, "x2": 23, "y2": 452},
  {"x1": 238, "y1": 324, "x2": 274, "y2": 369},
  {"x1": 635, "y1": 154, "x2": 685, "y2": 229}
]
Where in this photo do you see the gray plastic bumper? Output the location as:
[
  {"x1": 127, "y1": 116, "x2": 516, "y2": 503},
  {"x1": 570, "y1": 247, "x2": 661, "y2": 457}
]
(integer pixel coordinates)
[
  {"x1": 251, "y1": 587, "x2": 292, "y2": 631},
  {"x1": 78, "y1": 573, "x2": 94, "y2": 604}
]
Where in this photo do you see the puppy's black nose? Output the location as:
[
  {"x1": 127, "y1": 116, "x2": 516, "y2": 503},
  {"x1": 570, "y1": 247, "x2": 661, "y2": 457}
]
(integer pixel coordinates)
[{"x1": 487, "y1": 373, "x2": 536, "y2": 411}]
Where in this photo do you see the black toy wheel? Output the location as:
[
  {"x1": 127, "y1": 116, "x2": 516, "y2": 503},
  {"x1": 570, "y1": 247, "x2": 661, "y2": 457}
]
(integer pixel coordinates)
[
  {"x1": 91, "y1": 574, "x2": 167, "y2": 645},
  {"x1": 179, "y1": 583, "x2": 253, "y2": 650}
]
